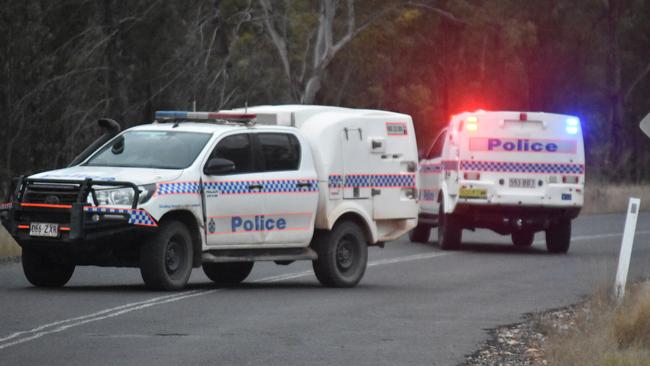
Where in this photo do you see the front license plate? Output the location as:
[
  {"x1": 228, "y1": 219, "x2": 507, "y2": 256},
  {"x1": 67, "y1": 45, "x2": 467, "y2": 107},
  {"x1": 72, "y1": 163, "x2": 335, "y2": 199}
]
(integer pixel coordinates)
[
  {"x1": 459, "y1": 188, "x2": 487, "y2": 199},
  {"x1": 509, "y1": 178, "x2": 536, "y2": 188},
  {"x1": 29, "y1": 223, "x2": 59, "y2": 238}
]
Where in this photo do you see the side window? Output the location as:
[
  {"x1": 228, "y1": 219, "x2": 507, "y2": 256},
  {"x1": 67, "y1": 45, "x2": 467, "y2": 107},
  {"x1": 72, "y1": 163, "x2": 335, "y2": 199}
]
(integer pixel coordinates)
[
  {"x1": 257, "y1": 133, "x2": 301, "y2": 171},
  {"x1": 426, "y1": 129, "x2": 447, "y2": 159},
  {"x1": 208, "y1": 133, "x2": 255, "y2": 174}
]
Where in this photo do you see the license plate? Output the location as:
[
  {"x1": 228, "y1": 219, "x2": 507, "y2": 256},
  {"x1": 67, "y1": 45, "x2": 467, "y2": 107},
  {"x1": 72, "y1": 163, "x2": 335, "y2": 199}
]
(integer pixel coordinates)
[
  {"x1": 459, "y1": 187, "x2": 487, "y2": 199},
  {"x1": 509, "y1": 178, "x2": 536, "y2": 188},
  {"x1": 29, "y1": 223, "x2": 59, "y2": 238}
]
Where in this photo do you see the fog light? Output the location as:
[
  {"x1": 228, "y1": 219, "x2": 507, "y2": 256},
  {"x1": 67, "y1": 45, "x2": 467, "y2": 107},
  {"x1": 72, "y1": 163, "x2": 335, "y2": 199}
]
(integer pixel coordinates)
[{"x1": 91, "y1": 214, "x2": 100, "y2": 222}]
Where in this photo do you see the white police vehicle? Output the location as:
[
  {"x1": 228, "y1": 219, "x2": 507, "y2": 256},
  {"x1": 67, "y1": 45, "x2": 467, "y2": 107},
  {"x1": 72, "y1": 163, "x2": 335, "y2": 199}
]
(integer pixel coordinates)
[
  {"x1": 1, "y1": 105, "x2": 419, "y2": 290},
  {"x1": 412, "y1": 111, "x2": 584, "y2": 253}
]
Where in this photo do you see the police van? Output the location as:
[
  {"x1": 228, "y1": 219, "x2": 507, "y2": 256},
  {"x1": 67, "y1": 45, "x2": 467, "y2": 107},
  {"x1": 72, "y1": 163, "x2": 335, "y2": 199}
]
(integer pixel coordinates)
[
  {"x1": 0, "y1": 105, "x2": 419, "y2": 290},
  {"x1": 412, "y1": 111, "x2": 584, "y2": 253}
]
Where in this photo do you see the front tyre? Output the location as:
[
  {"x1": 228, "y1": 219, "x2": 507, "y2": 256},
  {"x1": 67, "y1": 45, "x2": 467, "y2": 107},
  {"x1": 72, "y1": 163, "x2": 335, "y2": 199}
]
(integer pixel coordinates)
[
  {"x1": 545, "y1": 219, "x2": 571, "y2": 254},
  {"x1": 438, "y1": 202, "x2": 462, "y2": 250},
  {"x1": 22, "y1": 247, "x2": 75, "y2": 287},
  {"x1": 312, "y1": 221, "x2": 368, "y2": 288},
  {"x1": 202, "y1": 262, "x2": 253, "y2": 285},
  {"x1": 140, "y1": 220, "x2": 193, "y2": 291}
]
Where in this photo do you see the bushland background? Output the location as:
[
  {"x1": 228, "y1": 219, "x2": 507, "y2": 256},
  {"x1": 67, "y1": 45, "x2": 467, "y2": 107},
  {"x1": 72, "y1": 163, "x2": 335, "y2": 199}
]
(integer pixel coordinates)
[{"x1": 1, "y1": 0, "x2": 649, "y2": 195}]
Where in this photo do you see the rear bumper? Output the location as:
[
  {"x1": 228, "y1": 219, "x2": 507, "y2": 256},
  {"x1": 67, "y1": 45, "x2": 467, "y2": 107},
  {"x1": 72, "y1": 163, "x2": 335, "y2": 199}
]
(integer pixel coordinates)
[{"x1": 452, "y1": 203, "x2": 581, "y2": 234}]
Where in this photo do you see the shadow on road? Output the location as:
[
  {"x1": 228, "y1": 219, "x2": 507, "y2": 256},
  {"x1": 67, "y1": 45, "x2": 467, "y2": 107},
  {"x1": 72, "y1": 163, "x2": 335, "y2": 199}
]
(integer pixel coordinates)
[{"x1": 417, "y1": 241, "x2": 549, "y2": 255}]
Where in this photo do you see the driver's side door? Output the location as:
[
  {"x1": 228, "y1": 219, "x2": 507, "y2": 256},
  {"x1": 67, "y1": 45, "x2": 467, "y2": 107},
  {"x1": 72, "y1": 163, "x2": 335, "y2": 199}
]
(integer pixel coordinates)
[
  {"x1": 202, "y1": 132, "x2": 263, "y2": 247},
  {"x1": 420, "y1": 128, "x2": 447, "y2": 215}
]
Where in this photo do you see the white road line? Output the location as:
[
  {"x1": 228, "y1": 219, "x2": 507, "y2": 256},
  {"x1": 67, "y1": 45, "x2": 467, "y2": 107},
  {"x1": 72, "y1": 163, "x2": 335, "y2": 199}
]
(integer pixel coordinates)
[
  {"x1": 0, "y1": 251, "x2": 451, "y2": 351},
  {"x1": 532, "y1": 229, "x2": 650, "y2": 244}
]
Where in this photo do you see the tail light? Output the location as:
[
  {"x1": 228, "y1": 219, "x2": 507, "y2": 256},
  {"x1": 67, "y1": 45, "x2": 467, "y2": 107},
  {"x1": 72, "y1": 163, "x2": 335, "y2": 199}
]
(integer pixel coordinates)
[
  {"x1": 466, "y1": 116, "x2": 478, "y2": 132},
  {"x1": 562, "y1": 175, "x2": 579, "y2": 184},
  {"x1": 464, "y1": 172, "x2": 480, "y2": 180}
]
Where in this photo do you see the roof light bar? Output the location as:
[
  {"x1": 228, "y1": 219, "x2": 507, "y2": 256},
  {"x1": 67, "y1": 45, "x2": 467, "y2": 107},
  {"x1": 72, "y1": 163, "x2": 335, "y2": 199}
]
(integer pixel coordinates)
[
  {"x1": 566, "y1": 117, "x2": 580, "y2": 135},
  {"x1": 155, "y1": 111, "x2": 257, "y2": 122},
  {"x1": 466, "y1": 116, "x2": 478, "y2": 132}
]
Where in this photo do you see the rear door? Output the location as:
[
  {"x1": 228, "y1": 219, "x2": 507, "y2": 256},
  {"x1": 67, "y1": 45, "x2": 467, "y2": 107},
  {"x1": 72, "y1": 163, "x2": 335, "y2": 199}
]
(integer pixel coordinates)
[
  {"x1": 370, "y1": 121, "x2": 418, "y2": 219},
  {"x1": 254, "y1": 132, "x2": 319, "y2": 246},
  {"x1": 341, "y1": 126, "x2": 371, "y2": 199}
]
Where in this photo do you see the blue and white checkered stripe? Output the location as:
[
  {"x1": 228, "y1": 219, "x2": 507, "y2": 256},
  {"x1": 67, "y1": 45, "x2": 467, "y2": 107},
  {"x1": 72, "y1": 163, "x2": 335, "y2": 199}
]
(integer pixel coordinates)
[
  {"x1": 212, "y1": 179, "x2": 319, "y2": 195},
  {"x1": 460, "y1": 161, "x2": 584, "y2": 174},
  {"x1": 328, "y1": 175, "x2": 344, "y2": 188},
  {"x1": 334, "y1": 174, "x2": 415, "y2": 188},
  {"x1": 85, "y1": 207, "x2": 158, "y2": 227},
  {"x1": 157, "y1": 182, "x2": 201, "y2": 195}
]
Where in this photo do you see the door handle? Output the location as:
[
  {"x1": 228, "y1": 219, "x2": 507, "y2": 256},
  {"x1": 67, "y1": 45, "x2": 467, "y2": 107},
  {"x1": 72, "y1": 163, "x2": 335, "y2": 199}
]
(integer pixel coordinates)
[
  {"x1": 248, "y1": 184, "x2": 263, "y2": 190},
  {"x1": 296, "y1": 182, "x2": 312, "y2": 188}
]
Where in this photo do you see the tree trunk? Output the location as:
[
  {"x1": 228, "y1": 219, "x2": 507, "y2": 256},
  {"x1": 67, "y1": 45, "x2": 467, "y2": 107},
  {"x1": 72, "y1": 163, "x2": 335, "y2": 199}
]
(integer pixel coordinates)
[{"x1": 605, "y1": 0, "x2": 625, "y2": 179}]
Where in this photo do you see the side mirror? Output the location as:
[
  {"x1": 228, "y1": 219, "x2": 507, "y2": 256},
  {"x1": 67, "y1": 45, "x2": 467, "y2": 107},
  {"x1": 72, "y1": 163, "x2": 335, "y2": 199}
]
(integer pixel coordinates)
[{"x1": 203, "y1": 158, "x2": 235, "y2": 175}]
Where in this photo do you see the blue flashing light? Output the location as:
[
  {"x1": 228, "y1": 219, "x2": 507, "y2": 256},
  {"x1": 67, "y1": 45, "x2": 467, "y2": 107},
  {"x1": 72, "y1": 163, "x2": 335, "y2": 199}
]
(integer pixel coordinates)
[
  {"x1": 155, "y1": 111, "x2": 188, "y2": 119},
  {"x1": 566, "y1": 117, "x2": 580, "y2": 134}
]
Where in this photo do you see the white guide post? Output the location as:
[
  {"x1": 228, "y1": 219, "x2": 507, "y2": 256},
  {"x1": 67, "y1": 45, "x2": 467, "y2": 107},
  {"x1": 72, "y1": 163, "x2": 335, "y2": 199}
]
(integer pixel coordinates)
[{"x1": 614, "y1": 197, "x2": 641, "y2": 303}]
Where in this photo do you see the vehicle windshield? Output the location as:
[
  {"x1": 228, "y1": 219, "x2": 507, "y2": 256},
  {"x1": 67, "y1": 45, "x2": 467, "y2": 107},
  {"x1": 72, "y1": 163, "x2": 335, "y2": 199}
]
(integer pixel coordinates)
[{"x1": 85, "y1": 130, "x2": 212, "y2": 169}]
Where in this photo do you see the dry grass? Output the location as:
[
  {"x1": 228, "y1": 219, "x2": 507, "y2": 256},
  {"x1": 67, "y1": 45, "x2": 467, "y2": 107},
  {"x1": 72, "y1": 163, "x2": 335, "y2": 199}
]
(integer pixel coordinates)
[
  {"x1": 583, "y1": 183, "x2": 650, "y2": 214},
  {"x1": 545, "y1": 283, "x2": 650, "y2": 366}
]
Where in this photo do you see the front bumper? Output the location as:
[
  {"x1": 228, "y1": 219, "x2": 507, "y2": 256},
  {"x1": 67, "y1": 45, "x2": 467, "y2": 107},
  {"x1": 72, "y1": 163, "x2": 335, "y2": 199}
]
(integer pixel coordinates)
[{"x1": 1, "y1": 177, "x2": 158, "y2": 246}]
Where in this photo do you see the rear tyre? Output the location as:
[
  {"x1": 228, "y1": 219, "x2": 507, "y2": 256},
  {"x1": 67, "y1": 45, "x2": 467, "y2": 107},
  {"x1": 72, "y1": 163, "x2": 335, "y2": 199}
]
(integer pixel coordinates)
[
  {"x1": 409, "y1": 223, "x2": 431, "y2": 243},
  {"x1": 22, "y1": 247, "x2": 75, "y2": 287},
  {"x1": 438, "y1": 202, "x2": 462, "y2": 250},
  {"x1": 202, "y1": 262, "x2": 254, "y2": 285},
  {"x1": 140, "y1": 220, "x2": 193, "y2": 291},
  {"x1": 545, "y1": 219, "x2": 571, "y2": 254},
  {"x1": 312, "y1": 221, "x2": 368, "y2": 288},
  {"x1": 512, "y1": 230, "x2": 535, "y2": 248}
]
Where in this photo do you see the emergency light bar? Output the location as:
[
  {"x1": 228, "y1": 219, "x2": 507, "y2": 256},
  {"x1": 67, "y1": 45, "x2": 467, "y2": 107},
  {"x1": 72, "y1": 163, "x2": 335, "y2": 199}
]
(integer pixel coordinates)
[
  {"x1": 566, "y1": 117, "x2": 580, "y2": 135},
  {"x1": 155, "y1": 111, "x2": 257, "y2": 123}
]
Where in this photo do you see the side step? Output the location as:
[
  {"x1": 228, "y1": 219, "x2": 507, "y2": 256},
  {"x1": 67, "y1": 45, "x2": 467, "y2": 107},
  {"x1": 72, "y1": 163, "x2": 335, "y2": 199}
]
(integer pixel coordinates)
[{"x1": 202, "y1": 247, "x2": 317, "y2": 263}]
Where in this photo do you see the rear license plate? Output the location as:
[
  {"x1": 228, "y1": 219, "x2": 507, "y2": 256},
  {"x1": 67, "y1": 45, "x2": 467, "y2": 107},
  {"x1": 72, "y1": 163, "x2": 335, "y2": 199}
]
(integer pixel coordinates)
[
  {"x1": 459, "y1": 188, "x2": 487, "y2": 199},
  {"x1": 29, "y1": 223, "x2": 59, "y2": 238},
  {"x1": 509, "y1": 178, "x2": 536, "y2": 188}
]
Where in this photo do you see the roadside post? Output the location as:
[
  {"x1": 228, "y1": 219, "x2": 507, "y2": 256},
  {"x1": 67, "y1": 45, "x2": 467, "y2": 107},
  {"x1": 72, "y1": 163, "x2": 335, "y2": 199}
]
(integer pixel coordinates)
[{"x1": 614, "y1": 197, "x2": 640, "y2": 303}]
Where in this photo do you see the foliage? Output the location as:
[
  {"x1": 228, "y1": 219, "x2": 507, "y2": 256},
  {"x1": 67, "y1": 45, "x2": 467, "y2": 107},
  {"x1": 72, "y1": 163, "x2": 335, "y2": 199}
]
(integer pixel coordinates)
[{"x1": 1, "y1": 0, "x2": 650, "y2": 196}]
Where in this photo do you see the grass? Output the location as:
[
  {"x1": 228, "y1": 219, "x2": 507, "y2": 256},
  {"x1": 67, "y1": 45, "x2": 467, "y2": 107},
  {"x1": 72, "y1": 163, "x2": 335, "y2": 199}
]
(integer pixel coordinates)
[
  {"x1": 582, "y1": 183, "x2": 650, "y2": 214},
  {"x1": 544, "y1": 283, "x2": 650, "y2": 366}
]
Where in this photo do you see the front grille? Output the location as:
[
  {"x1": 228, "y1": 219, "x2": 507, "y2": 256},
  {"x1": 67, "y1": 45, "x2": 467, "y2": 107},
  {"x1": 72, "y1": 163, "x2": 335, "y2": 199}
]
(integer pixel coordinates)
[{"x1": 23, "y1": 184, "x2": 81, "y2": 205}]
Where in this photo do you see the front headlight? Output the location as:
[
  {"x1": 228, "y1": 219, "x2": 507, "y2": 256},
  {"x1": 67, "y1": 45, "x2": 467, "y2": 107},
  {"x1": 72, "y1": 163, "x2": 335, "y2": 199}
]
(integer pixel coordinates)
[{"x1": 95, "y1": 184, "x2": 156, "y2": 206}]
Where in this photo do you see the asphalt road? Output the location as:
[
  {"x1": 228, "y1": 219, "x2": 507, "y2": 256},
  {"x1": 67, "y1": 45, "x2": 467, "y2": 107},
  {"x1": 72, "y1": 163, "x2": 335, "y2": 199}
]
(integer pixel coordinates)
[{"x1": 1, "y1": 212, "x2": 649, "y2": 366}]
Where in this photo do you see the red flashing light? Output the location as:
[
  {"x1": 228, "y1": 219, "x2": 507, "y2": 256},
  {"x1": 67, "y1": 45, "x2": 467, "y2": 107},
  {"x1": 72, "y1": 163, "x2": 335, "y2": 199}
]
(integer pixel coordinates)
[{"x1": 519, "y1": 113, "x2": 527, "y2": 121}]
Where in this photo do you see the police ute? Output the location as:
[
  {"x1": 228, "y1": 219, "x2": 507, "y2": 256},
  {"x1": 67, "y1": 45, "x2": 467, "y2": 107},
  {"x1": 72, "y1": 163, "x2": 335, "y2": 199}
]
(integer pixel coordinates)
[
  {"x1": 412, "y1": 111, "x2": 584, "y2": 253},
  {"x1": 0, "y1": 105, "x2": 419, "y2": 290}
]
